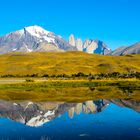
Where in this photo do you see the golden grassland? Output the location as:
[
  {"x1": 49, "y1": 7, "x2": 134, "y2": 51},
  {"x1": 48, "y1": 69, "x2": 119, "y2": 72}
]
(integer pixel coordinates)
[
  {"x1": 0, "y1": 79, "x2": 139, "y2": 102},
  {"x1": 0, "y1": 52, "x2": 140, "y2": 76}
]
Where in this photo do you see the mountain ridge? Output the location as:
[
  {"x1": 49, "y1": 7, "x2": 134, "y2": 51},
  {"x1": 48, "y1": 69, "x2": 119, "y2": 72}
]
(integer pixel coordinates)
[
  {"x1": 0, "y1": 25, "x2": 140, "y2": 55},
  {"x1": 0, "y1": 25, "x2": 77, "y2": 54},
  {"x1": 0, "y1": 25, "x2": 110, "y2": 55},
  {"x1": 110, "y1": 42, "x2": 140, "y2": 56}
]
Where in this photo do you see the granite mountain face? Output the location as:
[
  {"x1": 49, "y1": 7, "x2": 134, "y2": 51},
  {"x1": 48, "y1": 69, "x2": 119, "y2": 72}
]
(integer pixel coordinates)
[{"x1": 69, "y1": 34, "x2": 111, "y2": 55}]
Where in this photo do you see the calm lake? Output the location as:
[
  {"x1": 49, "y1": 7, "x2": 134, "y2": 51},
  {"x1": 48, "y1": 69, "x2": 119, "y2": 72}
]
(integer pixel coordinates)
[{"x1": 0, "y1": 99, "x2": 140, "y2": 140}]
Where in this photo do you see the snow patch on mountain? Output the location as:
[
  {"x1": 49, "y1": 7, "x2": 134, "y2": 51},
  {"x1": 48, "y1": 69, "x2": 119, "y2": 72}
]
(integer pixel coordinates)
[
  {"x1": 13, "y1": 103, "x2": 18, "y2": 106},
  {"x1": 24, "y1": 102, "x2": 33, "y2": 111},
  {"x1": 25, "y1": 45, "x2": 32, "y2": 52},
  {"x1": 26, "y1": 110, "x2": 55, "y2": 127},
  {"x1": 12, "y1": 48, "x2": 17, "y2": 52},
  {"x1": 43, "y1": 36, "x2": 55, "y2": 43},
  {"x1": 25, "y1": 25, "x2": 50, "y2": 38},
  {"x1": 24, "y1": 25, "x2": 55, "y2": 44}
]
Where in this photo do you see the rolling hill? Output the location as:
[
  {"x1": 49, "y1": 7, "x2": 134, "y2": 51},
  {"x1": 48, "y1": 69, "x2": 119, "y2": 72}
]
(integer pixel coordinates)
[{"x1": 0, "y1": 52, "x2": 139, "y2": 76}]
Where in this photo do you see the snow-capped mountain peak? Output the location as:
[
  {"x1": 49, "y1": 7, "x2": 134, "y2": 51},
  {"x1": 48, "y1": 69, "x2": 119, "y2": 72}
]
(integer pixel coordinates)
[
  {"x1": 0, "y1": 25, "x2": 76, "y2": 54},
  {"x1": 23, "y1": 25, "x2": 56, "y2": 44},
  {"x1": 24, "y1": 25, "x2": 50, "y2": 38}
]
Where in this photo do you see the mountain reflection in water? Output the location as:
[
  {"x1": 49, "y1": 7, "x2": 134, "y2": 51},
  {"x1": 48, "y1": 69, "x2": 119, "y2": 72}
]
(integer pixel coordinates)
[{"x1": 0, "y1": 99, "x2": 140, "y2": 140}]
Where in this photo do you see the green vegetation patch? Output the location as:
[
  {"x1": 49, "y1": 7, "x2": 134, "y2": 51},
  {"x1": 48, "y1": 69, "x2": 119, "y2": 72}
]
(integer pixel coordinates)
[{"x1": 0, "y1": 80, "x2": 139, "y2": 102}]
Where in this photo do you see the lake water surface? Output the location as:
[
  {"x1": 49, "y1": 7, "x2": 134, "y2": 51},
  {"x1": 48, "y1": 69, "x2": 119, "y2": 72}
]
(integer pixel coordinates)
[{"x1": 0, "y1": 99, "x2": 140, "y2": 140}]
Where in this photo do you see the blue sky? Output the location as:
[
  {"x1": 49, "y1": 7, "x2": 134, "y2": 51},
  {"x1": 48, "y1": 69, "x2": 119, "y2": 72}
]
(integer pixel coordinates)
[{"x1": 0, "y1": 0, "x2": 140, "y2": 50}]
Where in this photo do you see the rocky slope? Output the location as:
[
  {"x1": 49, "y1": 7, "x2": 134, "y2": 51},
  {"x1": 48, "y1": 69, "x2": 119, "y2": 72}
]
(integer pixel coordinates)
[
  {"x1": 110, "y1": 42, "x2": 140, "y2": 56},
  {"x1": 110, "y1": 99, "x2": 140, "y2": 113}
]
